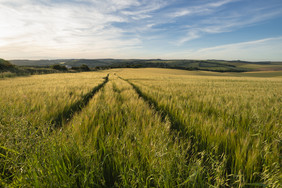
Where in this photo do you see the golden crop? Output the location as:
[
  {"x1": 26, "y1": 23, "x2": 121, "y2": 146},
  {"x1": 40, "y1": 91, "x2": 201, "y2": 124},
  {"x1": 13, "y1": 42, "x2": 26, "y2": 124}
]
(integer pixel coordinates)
[{"x1": 0, "y1": 69, "x2": 281, "y2": 187}]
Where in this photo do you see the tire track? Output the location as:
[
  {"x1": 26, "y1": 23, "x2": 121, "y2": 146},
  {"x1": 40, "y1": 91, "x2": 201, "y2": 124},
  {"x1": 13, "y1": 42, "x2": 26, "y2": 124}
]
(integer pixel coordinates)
[
  {"x1": 118, "y1": 76, "x2": 187, "y2": 136},
  {"x1": 52, "y1": 74, "x2": 109, "y2": 128},
  {"x1": 117, "y1": 76, "x2": 230, "y2": 178},
  {"x1": 118, "y1": 75, "x2": 263, "y2": 185}
]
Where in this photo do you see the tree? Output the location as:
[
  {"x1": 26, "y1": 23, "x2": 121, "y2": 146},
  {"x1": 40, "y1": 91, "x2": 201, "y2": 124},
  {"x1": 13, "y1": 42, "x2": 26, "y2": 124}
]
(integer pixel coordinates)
[
  {"x1": 80, "y1": 64, "x2": 90, "y2": 71},
  {"x1": 51, "y1": 64, "x2": 67, "y2": 71}
]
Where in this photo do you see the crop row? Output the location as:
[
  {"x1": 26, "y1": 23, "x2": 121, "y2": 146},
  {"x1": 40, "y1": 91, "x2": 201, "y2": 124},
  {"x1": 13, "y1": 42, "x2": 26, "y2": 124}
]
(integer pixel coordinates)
[
  {"x1": 1, "y1": 70, "x2": 281, "y2": 187},
  {"x1": 0, "y1": 72, "x2": 106, "y2": 186},
  {"x1": 117, "y1": 69, "x2": 281, "y2": 187}
]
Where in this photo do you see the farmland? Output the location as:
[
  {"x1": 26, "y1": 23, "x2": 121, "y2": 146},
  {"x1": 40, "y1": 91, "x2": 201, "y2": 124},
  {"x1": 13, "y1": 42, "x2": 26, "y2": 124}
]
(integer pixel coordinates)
[{"x1": 0, "y1": 68, "x2": 281, "y2": 187}]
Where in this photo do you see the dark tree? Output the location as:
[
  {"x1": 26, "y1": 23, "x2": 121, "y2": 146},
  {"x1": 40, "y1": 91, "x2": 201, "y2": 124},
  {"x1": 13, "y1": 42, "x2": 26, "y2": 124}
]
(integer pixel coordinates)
[
  {"x1": 51, "y1": 64, "x2": 67, "y2": 71},
  {"x1": 80, "y1": 64, "x2": 90, "y2": 71}
]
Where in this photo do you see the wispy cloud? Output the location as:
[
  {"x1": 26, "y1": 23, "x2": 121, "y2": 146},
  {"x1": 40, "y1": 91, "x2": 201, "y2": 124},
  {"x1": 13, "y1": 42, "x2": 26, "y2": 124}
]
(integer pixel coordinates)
[
  {"x1": 198, "y1": 36, "x2": 282, "y2": 51},
  {"x1": 0, "y1": 0, "x2": 150, "y2": 58},
  {"x1": 177, "y1": 31, "x2": 201, "y2": 44},
  {"x1": 174, "y1": 0, "x2": 282, "y2": 45},
  {"x1": 165, "y1": 36, "x2": 282, "y2": 61},
  {"x1": 169, "y1": 0, "x2": 239, "y2": 18},
  {"x1": 0, "y1": 0, "x2": 174, "y2": 59},
  {"x1": 0, "y1": 0, "x2": 281, "y2": 59}
]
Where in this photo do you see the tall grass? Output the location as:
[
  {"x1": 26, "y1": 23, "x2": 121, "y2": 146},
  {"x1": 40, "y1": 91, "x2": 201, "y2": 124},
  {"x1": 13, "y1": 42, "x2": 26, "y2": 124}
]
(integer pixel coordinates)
[
  {"x1": 24, "y1": 75, "x2": 191, "y2": 187},
  {"x1": 115, "y1": 68, "x2": 281, "y2": 187},
  {"x1": 0, "y1": 72, "x2": 106, "y2": 186},
  {"x1": 1, "y1": 68, "x2": 281, "y2": 187}
]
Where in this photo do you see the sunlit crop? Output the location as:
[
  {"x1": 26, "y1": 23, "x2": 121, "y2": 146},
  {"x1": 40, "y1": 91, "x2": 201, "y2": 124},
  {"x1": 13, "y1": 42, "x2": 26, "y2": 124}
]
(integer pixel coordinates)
[{"x1": 1, "y1": 69, "x2": 281, "y2": 187}]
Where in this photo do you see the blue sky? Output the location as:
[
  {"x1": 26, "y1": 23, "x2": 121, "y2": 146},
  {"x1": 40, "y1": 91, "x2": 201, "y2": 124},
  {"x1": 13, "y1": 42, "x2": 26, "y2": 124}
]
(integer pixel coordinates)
[{"x1": 0, "y1": 0, "x2": 282, "y2": 60}]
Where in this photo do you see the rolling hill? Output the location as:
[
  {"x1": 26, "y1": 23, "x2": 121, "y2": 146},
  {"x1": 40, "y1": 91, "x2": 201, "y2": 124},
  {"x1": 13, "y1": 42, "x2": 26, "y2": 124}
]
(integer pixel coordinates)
[{"x1": 10, "y1": 59, "x2": 282, "y2": 72}]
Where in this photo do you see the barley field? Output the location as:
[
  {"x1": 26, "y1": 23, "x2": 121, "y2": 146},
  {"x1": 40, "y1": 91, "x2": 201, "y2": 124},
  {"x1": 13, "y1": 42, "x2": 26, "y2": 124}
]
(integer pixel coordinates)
[{"x1": 0, "y1": 69, "x2": 281, "y2": 187}]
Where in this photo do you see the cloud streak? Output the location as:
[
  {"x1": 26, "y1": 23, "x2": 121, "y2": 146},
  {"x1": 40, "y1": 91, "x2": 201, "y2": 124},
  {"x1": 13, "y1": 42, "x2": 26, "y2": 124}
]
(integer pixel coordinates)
[
  {"x1": 174, "y1": 0, "x2": 282, "y2": 45},
  {"x1": 165, "y1": 36, "x2": 282, "y2": 61},
  {"x1": 169, "y1": 0, "x2": 239, "y2": 18},
  {"x1": 0, "y1": 0, "x2": 148, "y2": 58}
]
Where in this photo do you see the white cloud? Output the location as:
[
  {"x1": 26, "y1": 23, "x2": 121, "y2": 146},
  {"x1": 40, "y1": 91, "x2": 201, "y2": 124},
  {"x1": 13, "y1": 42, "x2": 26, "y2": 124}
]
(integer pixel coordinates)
[
  {"x1": 177, "y1": 30, "x2": 200, "y2": 45},
  {"x1": 169, "y1": 0, "x2": 239, "y2": 18},
  {"x1": 1, "y1": 0, "x2": 170, "y2": 59},
  {"x1": 165, "y1": 36, "x2": 282, "y2": 61},
  {"x1": 0, "y1": 0, "x2": 148, "y2": 59},
  {"x1": 0, "y1": 0, "x2": 281, "y2": 60},
  {"x1": 175, "y1": 0, "x2": 282, "y2": 45}
]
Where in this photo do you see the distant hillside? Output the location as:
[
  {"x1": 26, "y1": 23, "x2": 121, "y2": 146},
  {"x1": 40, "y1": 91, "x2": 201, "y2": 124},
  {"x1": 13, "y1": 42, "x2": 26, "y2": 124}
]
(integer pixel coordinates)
[
  {"x1": 0, "y1": 58, "x2": 17, "y2": 72},
  {"x1": 10, "y1": 59, "x2": 115, "y2": 67},
  {"x1": 9, "y1": 59, "x2": 282, "y2": 72},
  {"x1": 1, "y1": 59, "x2": 69, "y2": 78}
]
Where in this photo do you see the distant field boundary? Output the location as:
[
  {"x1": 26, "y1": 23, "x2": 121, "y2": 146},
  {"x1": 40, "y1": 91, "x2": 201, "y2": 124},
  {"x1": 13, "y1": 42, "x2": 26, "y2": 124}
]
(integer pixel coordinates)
[{"x1": 9, "y1": 58, "x2": 282, "y2": 73}]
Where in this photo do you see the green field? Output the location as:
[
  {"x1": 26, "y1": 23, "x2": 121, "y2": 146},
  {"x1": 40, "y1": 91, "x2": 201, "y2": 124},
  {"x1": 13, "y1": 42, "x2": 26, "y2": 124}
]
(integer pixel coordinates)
[{"x1": 0, "y1": 68, "x2": 281, "y2": 187}]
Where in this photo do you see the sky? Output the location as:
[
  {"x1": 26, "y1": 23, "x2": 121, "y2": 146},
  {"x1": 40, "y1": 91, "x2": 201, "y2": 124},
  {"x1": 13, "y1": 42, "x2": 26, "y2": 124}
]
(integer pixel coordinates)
[{"x1": 0, "y1": 0, "x2": 282, "y2": 61}]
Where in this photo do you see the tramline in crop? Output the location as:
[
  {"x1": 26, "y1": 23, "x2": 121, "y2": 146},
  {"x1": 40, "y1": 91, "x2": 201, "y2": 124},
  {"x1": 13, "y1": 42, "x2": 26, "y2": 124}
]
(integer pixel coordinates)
[{"x1": 1, "y1": 68, "x2": 281, "y2": 187}]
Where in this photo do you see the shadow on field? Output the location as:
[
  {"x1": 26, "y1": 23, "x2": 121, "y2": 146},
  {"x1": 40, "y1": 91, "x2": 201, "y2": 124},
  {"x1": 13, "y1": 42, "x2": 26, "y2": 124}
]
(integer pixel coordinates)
[{"x1": 52, "y1": 74, "x2": 109, "y2": 128}]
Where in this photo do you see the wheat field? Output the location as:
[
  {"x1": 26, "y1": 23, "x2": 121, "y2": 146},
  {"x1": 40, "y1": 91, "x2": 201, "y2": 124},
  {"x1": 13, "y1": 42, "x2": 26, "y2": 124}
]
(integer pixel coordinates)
[{"x1": 0, "y1": 69, "x2": 281, "y2": 187}]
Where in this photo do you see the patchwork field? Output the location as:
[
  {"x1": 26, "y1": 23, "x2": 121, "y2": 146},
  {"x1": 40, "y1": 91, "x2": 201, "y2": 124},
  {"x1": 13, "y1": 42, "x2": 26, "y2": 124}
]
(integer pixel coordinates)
[{"x1": 0, "y1": 68, "x2": 281, "y2": 187}]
